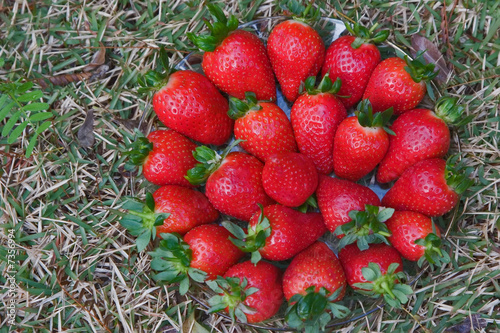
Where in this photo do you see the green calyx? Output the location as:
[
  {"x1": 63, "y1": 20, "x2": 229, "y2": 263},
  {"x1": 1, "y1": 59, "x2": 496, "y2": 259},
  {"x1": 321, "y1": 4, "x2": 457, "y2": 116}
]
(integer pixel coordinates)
[
  {"x1": 206, "y1": 276, "x2": 259, "y2": 323},
  {"x1": 297, "y1": 195, "x2": 318, "y2": 213},
  {"x1": 444, "y1": 156, "x2": 474, "y2": 195},
  {"x1": 403, "y1": 51, "x2": 439, "y2": 83},
  {"x1": 353, "y1": 262, "x2": 412, "y2": 308},
  {"x1": 285, "y1": 286, "x2": 350, "y2": 333},
  {"x1": 119, "y1": 193, "x2": 171, "y2": 252},
  {"x1": 280, "y1": 0, "x2": 321, "y2": 24},
  {"x1": 344, "y1": 22, "x2": 389, "y2": 49},
  {"x1": 228, "y1": 92, "x2": 263, "y2": 120},
  {"x1": 187, "y1": 4, "x2": 239, "y2": 52},
  {"x1": 355, "y1": 99, "x2": 395, "y2": 135},
  {"x1": 137, "y1": 46, "x2": 174, "y2": 95},
  {"x1": 302, "y1": 73, "x2": 342, "y2": 96},
  {"x1": 185, "y1": 139, "x2": 244, "y2": 186},
  {"x1": 149, "y1": 233, "x2": 207, "y2": 295},
  {"x1": 123, "y1": 136, "x2": 153, "y2": 165},
  {"x1": 415, "y1": 229, "x2": 450, "y2": 268},
  {"x1": 335, "y1": 205, "x2": 394, "y2": 251},
  {"x1": 222, "y1": 204, "x2": 271, "y2": 264},
  {"x1": 434, "y1": 96, "x2": 473, "y2": 126}
]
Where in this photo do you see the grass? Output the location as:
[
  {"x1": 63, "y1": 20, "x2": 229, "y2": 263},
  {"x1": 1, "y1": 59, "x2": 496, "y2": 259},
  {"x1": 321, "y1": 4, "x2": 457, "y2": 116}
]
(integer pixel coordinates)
[{"x1": 0, "y1": 0, "x2": 499, "y2": 332}]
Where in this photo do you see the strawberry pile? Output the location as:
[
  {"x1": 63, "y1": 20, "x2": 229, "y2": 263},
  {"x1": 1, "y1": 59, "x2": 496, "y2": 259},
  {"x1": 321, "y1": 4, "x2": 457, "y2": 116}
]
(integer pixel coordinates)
[{"x1": 120, "y1": 2, "x2": 472, "y2": 331}]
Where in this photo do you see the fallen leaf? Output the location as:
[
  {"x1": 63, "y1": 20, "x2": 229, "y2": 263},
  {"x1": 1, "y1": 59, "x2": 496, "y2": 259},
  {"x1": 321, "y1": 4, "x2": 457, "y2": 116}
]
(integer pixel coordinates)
[
  {"x1": 78, "y1": 109, "x2": 95, "y2": 148},
  {"x1": 410, "y1": 34, "x2": 450, "y2": 83},
  {"x1": 84, "y1": 43, "x2": 106, "y2": 72},
  {"x1": 445, "y1": 314, "x2": 488, "y2": 333}
]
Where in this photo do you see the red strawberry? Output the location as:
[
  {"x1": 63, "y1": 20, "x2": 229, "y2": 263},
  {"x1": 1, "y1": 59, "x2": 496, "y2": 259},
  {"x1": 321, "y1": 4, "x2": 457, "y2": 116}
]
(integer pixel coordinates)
[
  {"x1": 152, "y1": 70, "x2": 233, "y2": 145},
  {"x1": 385, "y1": 211, "x2": 449, "y2": 266},
  {"x1": 291, "y1": 74, "x2": 347, "y2": 174},
  {"x1": 262, "y1": 152, "x2": 318, "y2": 207},
  {"x1": 125, "y1": 130, "x2": 198, "y2": 187},
  {"x1": 381, "y1": 158, "x2": 473, "y2": 217},
  {"x1": 283, "y1": 242, "x2": 349, "y2": 332},
  {"x1": 188, "y1": 5, "x2": 276, "y2": 101},
  {"x1": 322, "y1": 23, "x2": 388, "y2": 109},
  {"x1": 224, "y1": 204, "x2": 326, "y2": 263},
  {"x1": 283, "y1": 242, "x2": 346, "y2": 301},
  {"x1": 229, "y1": 93, "x2": 297, "y2": 162},
  {"x1": 333, "y1": 100, "x2": 393, "y2": 181},
  {"x1": 316, "y1": 174, "x2": 380, "y2": 234},
  {"x1": 267, "y1": 16, "x2": 325, "y2": 102},
  {"x1": 150, "y1": 225, "x2": 245, "y2": 294},
  {"x1": 120, "y1": 186, "x2": 219, "y2": 251},
  {"x1": 339, "y1": 243, "x2": 412, "y2": 308},
  {"x1": 186, "y1": 144, "x2": 274, "y2": 221},
  {"x1": 377, "y1": 97, "x2": 470, "y2": 183},
  {"x1": 206, "y1": 261, "x2": 283, "y2": 323},
  {"x1": 363, "y1": 55, "x2": 438, "y2": 115}
]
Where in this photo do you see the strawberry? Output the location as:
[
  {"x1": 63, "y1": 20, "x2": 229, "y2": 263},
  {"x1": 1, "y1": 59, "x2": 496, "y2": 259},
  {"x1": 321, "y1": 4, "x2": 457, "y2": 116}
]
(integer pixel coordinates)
[
  {"x1": 363, "y1": 53, "x2": 438, "y2": 115},
  {"x1": 338, "y1": 243, "x2": 412, "y2": 308},
  {"x1": 316, "y1": 174, "x2": 380, "y2": 234},
  {"x1": 206, "y1": 261, "x2": 283, "y2": 323},
  {"x1": 150, "y1": 67, "x2": 233, "y2": 145},
  {"x1": 125, "y1": 130, "x2": 198, "y2": 187},
  {"x1": 186, "y1": 143, "x2": 274, "y2": 221},
  {"x1": 333, "y1": 100, "x2": 394, "y2": 182},
  {"x1": 224, "y1": 204, "x2": 326, "y2": 263},
  {"x1": 229, "y1": 92, "x2": 297, "y2": 162},
  {"x1": 377, "y1": 97, "x2": 471, "y2": 183},
  {"x1": 322, "y1": 23, "x2": 389, "y2": 110},
  {"x1": 188, "y1": 4, "x2": 276, "y2": 101},
  {"x1": 385, "y1": 211, "x2": 450, "y2": 266},
  {"x1": 262, "y1": 152, "x2": 318, "y2": 207},
  {"x1": 381, "y1": 158, "x2": 473, "y2": 217},
  {"x1": 119, "y1": 186, "x2": 219, "y2": 251},
  {"x1": 283, "y1": 242, "x2": 349, "y2": 332},
  {"x1": 267, "y1": 3, "x2": 325, "y2": 102},
  {"x1": 291, "y1": 74, "x2": 347, "y2": 174},
  {"x1": 149, "y1": 225, "x2": 244, "y2": 294}
]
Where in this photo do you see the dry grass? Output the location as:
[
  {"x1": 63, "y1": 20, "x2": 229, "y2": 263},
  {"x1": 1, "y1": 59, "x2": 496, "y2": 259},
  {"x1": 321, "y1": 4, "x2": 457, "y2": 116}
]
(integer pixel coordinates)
[{"x1": 0, "y1": 0, "x2": 499, "y2": 332}]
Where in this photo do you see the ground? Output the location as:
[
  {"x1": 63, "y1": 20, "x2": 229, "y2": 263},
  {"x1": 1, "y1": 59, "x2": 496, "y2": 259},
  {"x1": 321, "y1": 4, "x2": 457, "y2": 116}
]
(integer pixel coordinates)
[{"x1": 0, "y1": 0, "x2": 499, "y2": 332}]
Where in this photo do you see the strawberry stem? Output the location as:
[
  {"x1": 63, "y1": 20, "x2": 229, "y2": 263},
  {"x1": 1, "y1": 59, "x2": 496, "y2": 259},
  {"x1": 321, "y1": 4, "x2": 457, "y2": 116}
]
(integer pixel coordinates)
[
  {"x1": 355, "y1": 99, "x2": 395, "y2": 135},
  {"x1": 434, "y1": 96, "x2": 473, "y2": 127},
  {"x1": 303, "y1": 73, "x2": 342, "y2": 96},
  {"x1": 228, "y1": 92, "x2": 263, "y2": 120},
  {"x1": 444, "y1": 156, "x2": 474, "y2": 195}
]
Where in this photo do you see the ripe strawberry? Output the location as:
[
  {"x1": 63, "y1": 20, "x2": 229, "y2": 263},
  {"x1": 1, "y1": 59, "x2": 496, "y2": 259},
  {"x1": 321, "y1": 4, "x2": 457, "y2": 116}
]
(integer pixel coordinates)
[
  {"x1": 291, "y1": 74, "x2": 347, "y2": 174},
  {"x1": 385, "y1": 211, "x2": 450, "y2": 266},
  {"x1": 188, "y1": 4, "x2": 276, "y2": 101},
  {"x1": 283, "y1": 242, "x2": 349, "y2": 332},
  {"x1": 186, "y1": 144, "x2": 274, "y2": 221},
  {"x1": 119, "y1": 186, "x2": 219, "y2": 251},
  {"x1": 150, "y1": 225, "x2": 245, "y2": 294},
  {"x1": 151, "y1": 69, "x2": 233, "y2": 145},
  {"x1": 229, "y1": 92, "x2": 297, "y2": 162},
  {"x1": 224, "y1": 204, "x2": 326, "y2": 263},
  {"x1": 381, "y1": 158, "x2": 473, "y2": 217},
  {"x1": 206, "y1": 261, "x2": 283, "y2": 323},
  {"x1": 316, "y1": 174, "x2": 380, "y2": 234},
  {"x1": 322, "y1": 23, "x2": 389, "y2": 110},
  {"x1": 267, "y1": 9, "x2": 325, "y2": 102},
  {"x1": 262, "y1": 152, "x2": 318, "y2": 207},
  {"x1": 333, "y1": 100, "x2": 394, "y2": 181},
  {"x1": 377, "y1": 97, "x2": 470, "y2": 183},
  {"x1": 338, "y1": 243, "x2": 412, "y2": 308},
  {"x1": 125, "y1": 130, "x2": 198, "y2": 187},
  {"x1": 363, "y1": 54, "x2": 438, "y2": 115}
]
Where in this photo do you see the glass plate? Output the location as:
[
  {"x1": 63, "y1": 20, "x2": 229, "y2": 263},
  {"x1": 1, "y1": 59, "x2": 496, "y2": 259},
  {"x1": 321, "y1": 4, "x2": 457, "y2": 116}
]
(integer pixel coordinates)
[{"x1": 174, "y1": 16, "x2": 418, "y2": 330}]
